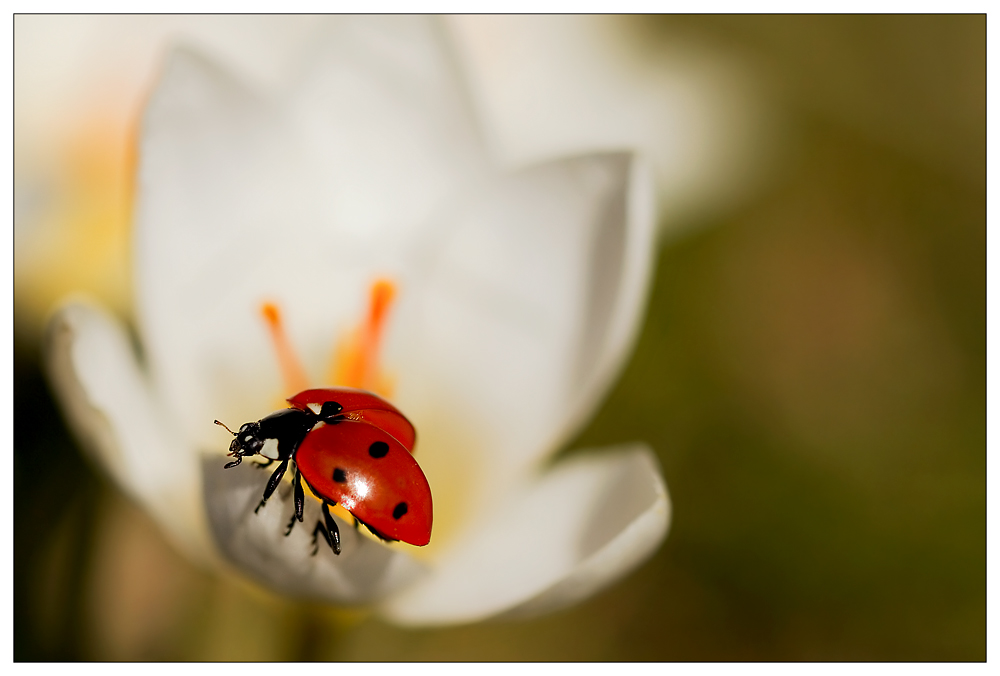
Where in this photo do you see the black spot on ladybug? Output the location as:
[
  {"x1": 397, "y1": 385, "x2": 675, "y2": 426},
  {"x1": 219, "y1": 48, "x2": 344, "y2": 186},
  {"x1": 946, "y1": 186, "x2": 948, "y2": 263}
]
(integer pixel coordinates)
[
  {"x1": 333, "y1": 468, "x2": 347, "y2": 483},
  {"x1": 369, "y1": 441, "x2": 389, "y2": 458},
  {"x1": 393, "y1": 502, "x2": 408, "y2": 519}
]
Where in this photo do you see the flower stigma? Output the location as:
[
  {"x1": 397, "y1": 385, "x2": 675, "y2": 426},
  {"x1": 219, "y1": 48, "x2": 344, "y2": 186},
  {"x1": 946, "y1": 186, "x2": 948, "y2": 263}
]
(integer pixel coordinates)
[
  {"x1": 260, "y1": 302, "x2": 310, "y2": 398},
  {"x1": 332, "y1": 278, "x2": 397, "y2": 399}
]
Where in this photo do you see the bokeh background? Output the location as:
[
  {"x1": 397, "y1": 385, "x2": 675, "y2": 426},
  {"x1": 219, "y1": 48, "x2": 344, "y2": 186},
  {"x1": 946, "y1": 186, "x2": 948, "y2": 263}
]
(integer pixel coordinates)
[{"x1": 14, "y1": 15, "x2": 984, "y2": 661}]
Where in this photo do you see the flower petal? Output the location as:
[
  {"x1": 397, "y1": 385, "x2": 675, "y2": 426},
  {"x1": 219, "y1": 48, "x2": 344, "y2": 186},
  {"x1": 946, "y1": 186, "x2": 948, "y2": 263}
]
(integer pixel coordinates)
[
  {"x1": 202, "y1": 458, "x2": 427, "y2": 604},
  {"x1": 284, "y1": 15, "x2": 490, "y2": 243},
  {"x1": 448, "y1": 15, "x2": 764, "y2": 227},
  {"x1": 388, "y1": 152, "x2": 656, "y2": 530},
  {"x1": 380, "y1": 444, "x2": 669, "y2": 625},
  {"x1": 44, "y1": 301, "x2": 210, "y2": 561},
  {"x1": 134, "y1": 16, "x2": 490, "y2": 445}
]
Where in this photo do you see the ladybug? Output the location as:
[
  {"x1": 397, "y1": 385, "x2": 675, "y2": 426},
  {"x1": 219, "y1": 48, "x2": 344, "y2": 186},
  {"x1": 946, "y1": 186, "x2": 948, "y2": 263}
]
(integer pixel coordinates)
[{"x1": 216, "y1": 388, "x2": 432, "y2": 556}]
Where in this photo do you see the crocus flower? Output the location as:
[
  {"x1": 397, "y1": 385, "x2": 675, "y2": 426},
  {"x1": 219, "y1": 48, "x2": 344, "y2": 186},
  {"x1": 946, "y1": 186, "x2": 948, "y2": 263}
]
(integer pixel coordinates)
[{"x1": 46, "y1": 16, "x2": 669, "y2": 626}]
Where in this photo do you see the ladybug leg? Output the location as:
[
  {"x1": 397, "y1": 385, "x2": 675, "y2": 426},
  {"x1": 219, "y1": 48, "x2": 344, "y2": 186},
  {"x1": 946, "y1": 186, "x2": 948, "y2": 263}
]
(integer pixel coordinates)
[
  {"x1": 284, "y1": 466, "x2": 306, "y2": 536},
  {"x1": 309, "y1": 524, "x2": 324, "y2": 556},
  {"x1": 311, "y1": 502, "x2": 342, "y2": 556},
  {"x1": 255, "y1": 459, "x2": 288, "y2": 514},
  {"x1": 254, "y1": 457, "x2": 275, "y2": 470},
  {"x1": 224, "y1": 455, "x2": 242, "y2": 469},
  {"x1": 293, "y1": 465, "x2": 305, "y2": 523},
  {"x1": 325, "y1": 504, "x2": 342, "y2": 555}
]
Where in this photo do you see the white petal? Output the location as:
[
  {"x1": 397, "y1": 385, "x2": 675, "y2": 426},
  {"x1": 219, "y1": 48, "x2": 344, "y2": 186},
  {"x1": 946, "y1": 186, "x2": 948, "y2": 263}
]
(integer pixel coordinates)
[
  {"x1": 202, "y1": 458, "x2": 427, "y2": 604},
  {"x1": 134, "y1": 16, "x2": 489, "y2": 445},
  {"x1": 380, "y1": 445, "x2": 670, "y2": 625},
  {"x1": 389, "y1": 153, "x2": 656, "y2": 523},
  {"x1": 560, "y1": 153, "x2": 657, "y2": 458},
  {"x1": 44, "y1": 301, "x2": 210, "y2": 562},
  {"x1": 284, "y1": 15, "x2": 490, "y2": 243}
]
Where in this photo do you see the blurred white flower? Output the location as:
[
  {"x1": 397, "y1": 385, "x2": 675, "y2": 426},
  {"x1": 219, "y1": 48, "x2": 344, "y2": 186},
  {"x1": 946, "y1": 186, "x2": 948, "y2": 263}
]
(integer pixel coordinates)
[
  {"x1": 16, "y1": 15, "x2": 762, "y2": 337},
  {"x1": 45, "y1": 16, "x2": 670, "y2": 625}
]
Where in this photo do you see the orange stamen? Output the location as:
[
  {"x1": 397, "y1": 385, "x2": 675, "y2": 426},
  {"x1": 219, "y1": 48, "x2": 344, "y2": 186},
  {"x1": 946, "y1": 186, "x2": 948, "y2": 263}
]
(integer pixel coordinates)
[
  {"x1": 260, "y1": 302, "x2": 310, "y2": 396},
  {"x1": 332, "y1": 279, "x2": 397, "y2": 397}
]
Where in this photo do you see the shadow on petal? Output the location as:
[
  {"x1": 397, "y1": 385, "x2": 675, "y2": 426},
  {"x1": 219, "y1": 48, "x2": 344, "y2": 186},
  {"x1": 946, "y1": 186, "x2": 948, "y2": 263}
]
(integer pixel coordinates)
[{"x1": 202, "y1": 458, "x2": 427, "y2": 605}]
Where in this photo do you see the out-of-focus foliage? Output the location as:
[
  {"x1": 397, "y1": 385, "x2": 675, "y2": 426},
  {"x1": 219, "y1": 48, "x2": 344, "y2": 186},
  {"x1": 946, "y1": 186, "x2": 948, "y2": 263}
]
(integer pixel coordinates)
[{"x1": 14, "y1": 15, "x2": 984, "y2": 660}]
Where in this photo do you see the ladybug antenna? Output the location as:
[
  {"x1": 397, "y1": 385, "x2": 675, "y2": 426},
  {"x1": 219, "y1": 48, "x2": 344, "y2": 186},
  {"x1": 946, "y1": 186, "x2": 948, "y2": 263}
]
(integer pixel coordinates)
[{"x1": 214, "y1": 420, "x2": 236, "y2": 436}]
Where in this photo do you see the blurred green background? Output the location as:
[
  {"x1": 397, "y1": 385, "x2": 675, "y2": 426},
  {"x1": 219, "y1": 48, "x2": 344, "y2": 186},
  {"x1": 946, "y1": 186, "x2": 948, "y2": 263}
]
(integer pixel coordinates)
[{"x1": 14, "y1": 15, "x2": 984, "y2": 661}]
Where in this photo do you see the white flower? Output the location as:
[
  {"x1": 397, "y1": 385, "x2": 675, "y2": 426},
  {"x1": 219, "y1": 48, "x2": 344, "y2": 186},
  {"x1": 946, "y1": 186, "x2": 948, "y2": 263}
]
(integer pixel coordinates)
[{"x1": 45, "y1": 16, "x2": 670, "y2": 626}]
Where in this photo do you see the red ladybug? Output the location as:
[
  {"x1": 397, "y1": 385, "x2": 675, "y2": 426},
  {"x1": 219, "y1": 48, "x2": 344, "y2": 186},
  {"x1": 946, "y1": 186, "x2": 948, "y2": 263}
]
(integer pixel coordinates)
[{"x1": 216, "y1": 388, "x2": 432, "y2": 555}]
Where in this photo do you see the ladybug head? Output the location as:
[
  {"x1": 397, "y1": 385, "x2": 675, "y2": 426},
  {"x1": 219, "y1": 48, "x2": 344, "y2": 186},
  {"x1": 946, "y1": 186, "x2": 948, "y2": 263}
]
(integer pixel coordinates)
[
  {"x1": 216, "y1": 419, "x2": 265, "y2": 467},
  {"x1": 230, "y1": 422, "x2": 264, "y2": 456}
]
